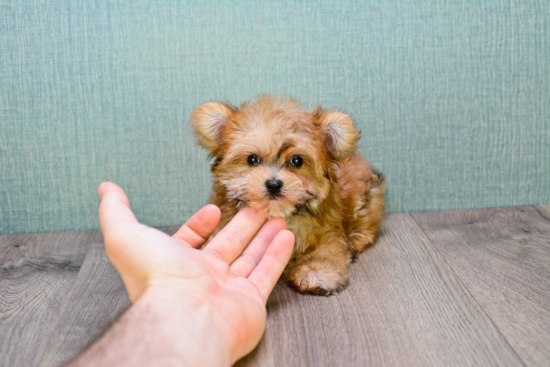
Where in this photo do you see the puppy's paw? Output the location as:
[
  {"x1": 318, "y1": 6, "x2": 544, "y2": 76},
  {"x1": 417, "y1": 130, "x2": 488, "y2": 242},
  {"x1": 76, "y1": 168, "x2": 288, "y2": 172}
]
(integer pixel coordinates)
[{"x1": 286, "y1": 259, "x2": 349, "y2": 296}]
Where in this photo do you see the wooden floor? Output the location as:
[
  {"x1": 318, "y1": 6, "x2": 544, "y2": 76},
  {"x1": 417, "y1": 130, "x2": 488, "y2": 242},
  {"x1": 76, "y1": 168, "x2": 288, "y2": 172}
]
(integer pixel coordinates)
[{"x1": 1, "y1": 205, "x2": 549, "y2": 367}]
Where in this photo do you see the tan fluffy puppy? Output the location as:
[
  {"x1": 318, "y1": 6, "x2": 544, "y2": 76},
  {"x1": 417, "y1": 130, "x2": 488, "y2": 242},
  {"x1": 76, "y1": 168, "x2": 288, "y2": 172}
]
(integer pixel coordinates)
[{"x1": 191, "y1": 96, "x2": 385, "y2": 296}]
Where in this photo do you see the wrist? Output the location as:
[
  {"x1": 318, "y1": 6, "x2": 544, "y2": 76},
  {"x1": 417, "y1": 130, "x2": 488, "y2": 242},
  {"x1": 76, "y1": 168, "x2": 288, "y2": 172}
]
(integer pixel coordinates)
[{"x1": 137, "y1": 288, "x2": 232, "y2": 367}]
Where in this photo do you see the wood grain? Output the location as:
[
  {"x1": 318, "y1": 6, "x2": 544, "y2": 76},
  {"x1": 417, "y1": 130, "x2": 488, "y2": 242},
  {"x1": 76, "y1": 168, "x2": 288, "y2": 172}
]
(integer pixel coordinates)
[
  {"x1": 237, "y1": 213, "x2": 524, "y2": 367},
  {"x1": 37, "y1": 238, "x2": 130, "y2": 367},
  {"x1": 0, "y1": 230, "x2": 95, "y2": 367},
  {"x1": 37, "y1": 226, "x2": 179, "y2": 367},
  {"x1": 4, "y1": 209, "x2": 549, "y2": 366},
  {"x1": 413, "y1": 205, "x2": 550, "y2": 367}
]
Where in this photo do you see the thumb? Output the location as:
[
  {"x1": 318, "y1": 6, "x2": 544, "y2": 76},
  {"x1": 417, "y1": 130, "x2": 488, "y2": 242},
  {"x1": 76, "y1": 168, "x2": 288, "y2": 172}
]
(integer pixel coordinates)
[{"x1": 98, "y1": 182, "x2": 140, "y2": 242}]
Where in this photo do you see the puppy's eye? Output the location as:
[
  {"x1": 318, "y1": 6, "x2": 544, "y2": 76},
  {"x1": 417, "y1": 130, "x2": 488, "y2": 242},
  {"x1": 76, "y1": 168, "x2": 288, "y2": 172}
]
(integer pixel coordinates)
[
  {"x1": 290, "y1": 155, "x2": 303, "y2": 168},
  {"x1": 247, "y1": 154, "x2": 261, "y2": 166}
]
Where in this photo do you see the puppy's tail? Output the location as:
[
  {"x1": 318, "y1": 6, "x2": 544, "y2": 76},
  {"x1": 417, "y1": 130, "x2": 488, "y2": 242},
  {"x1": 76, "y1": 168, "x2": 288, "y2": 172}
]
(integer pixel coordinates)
[{"x1": 371, "y1": 169, "x2": 386, "y2": 191}]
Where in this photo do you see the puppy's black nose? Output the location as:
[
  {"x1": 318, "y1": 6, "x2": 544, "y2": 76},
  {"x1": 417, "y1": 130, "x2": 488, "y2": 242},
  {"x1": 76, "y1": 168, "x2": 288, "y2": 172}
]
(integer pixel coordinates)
[{"x1": 265, "y1": 179, "x2": 283, "y2": 196}]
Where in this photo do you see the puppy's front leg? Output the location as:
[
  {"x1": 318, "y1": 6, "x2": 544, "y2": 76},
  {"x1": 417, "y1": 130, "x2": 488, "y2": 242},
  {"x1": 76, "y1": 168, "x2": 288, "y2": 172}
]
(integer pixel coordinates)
[{"x1": 284, "y1": 234, "x2": 351, "y2": 296}]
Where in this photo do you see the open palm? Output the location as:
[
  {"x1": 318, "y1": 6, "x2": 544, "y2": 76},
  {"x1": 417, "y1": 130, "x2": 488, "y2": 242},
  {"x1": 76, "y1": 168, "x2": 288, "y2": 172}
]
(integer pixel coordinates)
[{"x1": 98, "y1": 182, "x2": 295, "y2": 363}]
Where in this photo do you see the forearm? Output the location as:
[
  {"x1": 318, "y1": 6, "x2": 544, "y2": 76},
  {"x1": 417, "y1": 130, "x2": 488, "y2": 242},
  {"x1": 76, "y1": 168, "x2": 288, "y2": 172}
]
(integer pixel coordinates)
[{"x1": 66, "y1": 290, "x2": 231, "y2": 367}]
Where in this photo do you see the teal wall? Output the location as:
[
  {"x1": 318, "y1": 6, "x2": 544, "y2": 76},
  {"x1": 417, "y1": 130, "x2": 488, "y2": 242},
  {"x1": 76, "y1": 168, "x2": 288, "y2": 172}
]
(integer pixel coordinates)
[{"x1": 1, "y1": 1, "x2": 549, "y2": 234}]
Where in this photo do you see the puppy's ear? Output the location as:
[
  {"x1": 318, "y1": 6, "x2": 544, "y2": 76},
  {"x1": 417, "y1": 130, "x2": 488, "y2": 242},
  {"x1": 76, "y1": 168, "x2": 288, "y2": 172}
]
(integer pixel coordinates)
[
  {"x1": 190, "y1": 102, "x2": 233, "y2": 154},
  {"x1": 313, "y1": 107, "x2": 360, "y2": 161}
]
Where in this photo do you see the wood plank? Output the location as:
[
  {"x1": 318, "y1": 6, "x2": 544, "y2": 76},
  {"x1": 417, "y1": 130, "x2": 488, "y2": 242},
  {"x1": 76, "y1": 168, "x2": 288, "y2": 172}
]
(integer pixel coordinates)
[
  {"x1": 413, "y1": 205, "x2": 550, "y2": 367},
  {"x1": 0, "y1": 230, "x2": 95, "y2": 367},
  {"x1": 37, "y1": 226, "x2": 178, "y2": 367},
  {"x1": 535, "y1": 203, "x2": 550, "y2": 221},
  {"x1": 238, "y1": 213, "x2": 523, "y2": 367}
]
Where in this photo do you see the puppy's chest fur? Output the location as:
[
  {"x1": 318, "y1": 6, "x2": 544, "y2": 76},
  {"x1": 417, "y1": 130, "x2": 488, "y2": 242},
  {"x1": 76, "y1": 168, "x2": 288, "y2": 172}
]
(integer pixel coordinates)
[{"x1": 286, "y1": 215, "x2": 331, "y2": 260}]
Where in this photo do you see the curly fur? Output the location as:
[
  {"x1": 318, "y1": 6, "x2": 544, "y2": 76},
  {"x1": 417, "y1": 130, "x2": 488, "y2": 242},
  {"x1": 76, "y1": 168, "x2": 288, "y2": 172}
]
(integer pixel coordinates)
[{"x1": 191, "y1": 96, "x2": 385, "y2": 296}]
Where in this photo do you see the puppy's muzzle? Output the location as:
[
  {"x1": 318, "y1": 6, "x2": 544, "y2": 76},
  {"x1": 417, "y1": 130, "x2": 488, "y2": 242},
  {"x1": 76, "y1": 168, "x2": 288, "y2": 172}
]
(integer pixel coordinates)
[{"x1": 265, "y1": 179, "x2": 283, "y2": 198}]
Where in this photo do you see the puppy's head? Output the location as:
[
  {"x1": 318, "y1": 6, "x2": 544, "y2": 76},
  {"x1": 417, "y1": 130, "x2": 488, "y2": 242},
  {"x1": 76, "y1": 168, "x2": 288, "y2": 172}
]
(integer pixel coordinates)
[{"x1": 191, "y1": 96, "x2": 360, "y2": 218}]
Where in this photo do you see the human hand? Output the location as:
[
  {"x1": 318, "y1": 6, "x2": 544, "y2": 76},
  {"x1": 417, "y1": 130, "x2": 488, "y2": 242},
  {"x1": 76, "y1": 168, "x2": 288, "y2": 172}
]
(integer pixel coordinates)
[{"x1": 97, "y1": 182, "x2": 295, "y2": 364}]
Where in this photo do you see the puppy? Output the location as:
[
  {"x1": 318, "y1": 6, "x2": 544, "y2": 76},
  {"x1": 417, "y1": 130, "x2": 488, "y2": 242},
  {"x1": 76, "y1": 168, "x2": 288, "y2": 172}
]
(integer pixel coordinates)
[{"x1": 191, "y1": 96, "x2": 385, "y2": 295}]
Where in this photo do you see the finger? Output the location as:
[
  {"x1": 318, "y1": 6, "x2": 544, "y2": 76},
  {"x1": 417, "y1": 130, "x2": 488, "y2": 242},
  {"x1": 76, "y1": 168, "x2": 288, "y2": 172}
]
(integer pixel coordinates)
[
  {"x1": 248, "y1": 230, "x2": 295, "y2": 303},
  {"x1": 229, "y1": 217, "x2": 287, "y2": 277},
  {"x1": 172, "y1": 205, "x2": 221, "y2": 248},
  {"x1": 97, "y1": 182, "x2": 145, "y2": 279},
  {"x1": 98, "y1": 182, "x2": 141, "y2": 237},
  {"x1": 203, "y1": 206, "x2": 266, "y2": 264},
  {"x1": 97, "y1": 182, "x2": 194, "y2": 302}
]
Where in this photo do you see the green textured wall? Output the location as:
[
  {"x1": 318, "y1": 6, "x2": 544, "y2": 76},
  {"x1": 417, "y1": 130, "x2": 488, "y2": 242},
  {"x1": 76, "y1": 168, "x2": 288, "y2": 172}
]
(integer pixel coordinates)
[{"x1": 1, "y1": 1, "x2": 549, "y2": 234}]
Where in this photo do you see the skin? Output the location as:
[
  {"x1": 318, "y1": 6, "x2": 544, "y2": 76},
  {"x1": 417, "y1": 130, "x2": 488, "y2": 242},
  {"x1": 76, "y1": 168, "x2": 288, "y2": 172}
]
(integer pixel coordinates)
[{"x1": 66, "y1": 182, "x2": 295, "y2": 367}]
